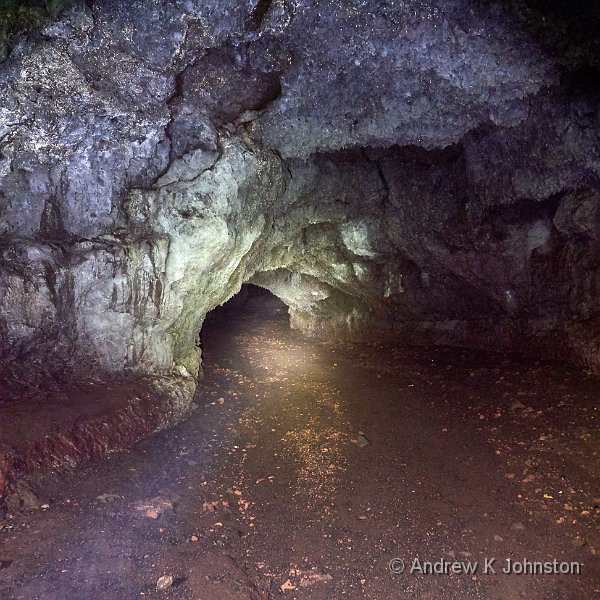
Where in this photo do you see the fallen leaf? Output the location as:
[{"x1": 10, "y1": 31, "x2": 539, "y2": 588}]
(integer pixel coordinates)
[
  {"x1": 96, "y1": 493, "x2": 121, "y2": 504},
  {"x1": 281, "y1": 580, "x2": 296, "y2": 591},
  {"x1": 156, "y1": 574, "x2": 174, "y2": 591},
  {"x1": 299, "y1": 573, "x2": 333, "y2": 587}
]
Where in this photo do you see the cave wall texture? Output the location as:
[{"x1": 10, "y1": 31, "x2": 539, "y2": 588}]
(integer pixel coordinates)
[{"x1": 0, "y1": 0, "x2": 599, "y2": 401}]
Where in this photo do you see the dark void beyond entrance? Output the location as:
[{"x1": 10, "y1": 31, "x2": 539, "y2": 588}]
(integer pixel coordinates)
[{"x1": 201, "y1": 284, "x2": 289, "y2": 368}]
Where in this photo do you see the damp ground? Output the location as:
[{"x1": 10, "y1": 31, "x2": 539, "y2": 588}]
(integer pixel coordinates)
[{"x1": 0, "y1": 299, "x2": 598, "y2": 599}]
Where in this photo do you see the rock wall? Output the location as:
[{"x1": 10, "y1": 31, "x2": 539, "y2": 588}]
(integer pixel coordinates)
[{"x1": 0, "y1": 0, "x2": 599, "y2": 402}]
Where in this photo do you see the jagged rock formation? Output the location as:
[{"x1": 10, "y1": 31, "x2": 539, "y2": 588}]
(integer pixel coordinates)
[{"x1": 1, "y1": 0, "x2": 599, "y2": 409}]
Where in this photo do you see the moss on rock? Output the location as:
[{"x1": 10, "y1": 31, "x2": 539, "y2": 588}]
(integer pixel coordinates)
[{"x1": 0, "y1": 0, "x2": 73, "y2": 61}]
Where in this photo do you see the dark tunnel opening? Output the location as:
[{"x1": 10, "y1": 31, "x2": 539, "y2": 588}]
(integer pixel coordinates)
[{"x1": 200, "y1": 284, "x2": 289, "y2": 369}]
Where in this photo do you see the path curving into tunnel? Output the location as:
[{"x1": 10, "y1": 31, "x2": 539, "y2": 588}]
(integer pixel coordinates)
[{"x1": 0, "y1": 292, "x2": 597, "y2": 599}]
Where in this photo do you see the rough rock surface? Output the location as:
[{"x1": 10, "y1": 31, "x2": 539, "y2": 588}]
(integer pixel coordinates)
[{"x1": 0, "y1": 0, "x2": 599, "y2": 406}]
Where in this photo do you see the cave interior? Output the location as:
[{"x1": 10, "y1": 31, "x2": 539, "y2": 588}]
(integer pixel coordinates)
[{"x1": 0, "y1": 0, "x2": 599, "y2": 598}]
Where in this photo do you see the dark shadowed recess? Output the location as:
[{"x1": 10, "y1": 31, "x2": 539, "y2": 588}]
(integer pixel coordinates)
[
  {"x1": 0, "y1": 0, "x2": 75, "y2": 61},
  {"x1": 200, "y1": 284, "x2": 288, "y2": 366}
]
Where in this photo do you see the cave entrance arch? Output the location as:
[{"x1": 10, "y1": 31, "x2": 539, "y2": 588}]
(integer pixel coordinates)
[{"x1": 200, "y1": 284, "x2": 290, "y2": 369}]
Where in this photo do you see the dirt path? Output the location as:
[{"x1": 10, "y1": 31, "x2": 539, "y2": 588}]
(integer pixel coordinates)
[{"x1": 0, "y1": 306, "x2": 598, "y2": 599}]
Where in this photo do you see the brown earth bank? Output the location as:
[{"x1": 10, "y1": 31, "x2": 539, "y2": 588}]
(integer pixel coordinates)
[
  {"x1": 0, "y1": 376, "x2": 194, "y2": 510},
  {"x1": 0, "y1": 303, "x2": 598, "y2": 599}
]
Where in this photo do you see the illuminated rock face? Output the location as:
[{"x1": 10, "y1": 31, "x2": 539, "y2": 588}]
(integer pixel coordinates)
[{"x1": 0, "y1": 0, "x2": 599, "y2": 399}]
